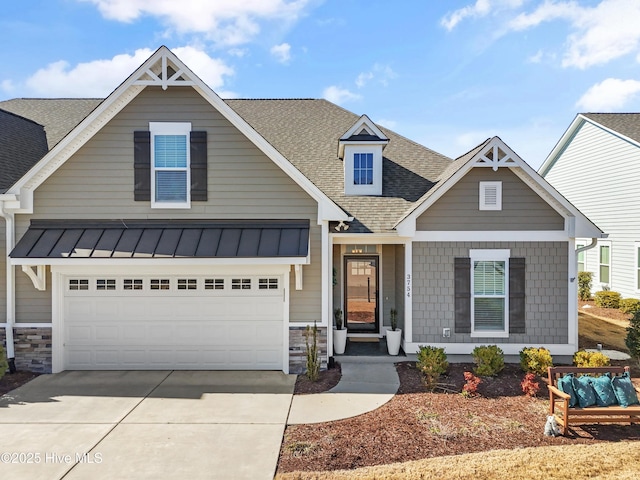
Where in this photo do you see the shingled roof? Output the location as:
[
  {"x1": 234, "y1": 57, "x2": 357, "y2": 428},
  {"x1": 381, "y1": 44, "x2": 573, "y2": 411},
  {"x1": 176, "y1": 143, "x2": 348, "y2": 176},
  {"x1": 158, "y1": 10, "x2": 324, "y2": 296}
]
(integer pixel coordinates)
[
  {"x1": 582, "y1": 113, "x2": 640, "y2": 145},
  {"x1": 0, "y1": 97, "x2": 454, "y2": 232}
]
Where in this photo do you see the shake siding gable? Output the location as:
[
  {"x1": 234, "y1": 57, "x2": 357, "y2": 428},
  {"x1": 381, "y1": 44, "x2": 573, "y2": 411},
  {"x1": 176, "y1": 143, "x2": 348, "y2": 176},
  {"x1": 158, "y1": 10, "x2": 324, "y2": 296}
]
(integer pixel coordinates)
[
  {"x1": 544, "y1": 121, "x2": 640, "y2": 297},
  {"x1": 416, "y1": 168, "x2": 564, "y2": 231},
  {"x1": 18, "y1": 86, "x2": 322, "y2": 323}
]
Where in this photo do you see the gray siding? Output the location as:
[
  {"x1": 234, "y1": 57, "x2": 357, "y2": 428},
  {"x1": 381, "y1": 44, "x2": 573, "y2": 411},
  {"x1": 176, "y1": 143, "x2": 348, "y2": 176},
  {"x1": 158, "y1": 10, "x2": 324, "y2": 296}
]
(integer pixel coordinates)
[
  {"x1": 394, "y1": 244, "x2": 405, "y2": 331},
  {"x1": 0, "y1": 221, "x2": 5, "y2": 322},
  {"x1": 412, "y1": 241, "x2": 568, "y2": 345},
  {"x1": 15, "y1": 86, "x2": 321, "y2": 324},
  {"x1": 544, "y1": 121, "x2": 640, "y2": 298},
  {"x1": 417, "y1": 168, "x2": 564, "y2": 231},
  {"x1": 381, "y1": 244, "x2": 396, "y2": 328}
]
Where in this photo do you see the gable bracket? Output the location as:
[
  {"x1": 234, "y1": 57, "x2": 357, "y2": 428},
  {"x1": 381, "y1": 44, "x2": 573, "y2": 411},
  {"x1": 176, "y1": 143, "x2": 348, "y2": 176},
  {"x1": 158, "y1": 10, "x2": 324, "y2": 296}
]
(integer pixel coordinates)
[
  {"x1": 22, "y1": 265, "x2": 46, "y2": 291},
  {"x1": 134, "y1": 52, "x2": 195, "y2": 90},
  {"x1": 475, "y1": 145, "x2": 518, "y2": 171}
]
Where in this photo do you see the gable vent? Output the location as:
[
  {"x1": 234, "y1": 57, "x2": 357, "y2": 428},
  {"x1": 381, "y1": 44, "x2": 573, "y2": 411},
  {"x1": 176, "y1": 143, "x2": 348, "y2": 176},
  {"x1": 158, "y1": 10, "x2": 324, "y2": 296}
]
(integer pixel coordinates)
[{"x1": 479, "y1": 181, "x2": 502, "y2": 211}]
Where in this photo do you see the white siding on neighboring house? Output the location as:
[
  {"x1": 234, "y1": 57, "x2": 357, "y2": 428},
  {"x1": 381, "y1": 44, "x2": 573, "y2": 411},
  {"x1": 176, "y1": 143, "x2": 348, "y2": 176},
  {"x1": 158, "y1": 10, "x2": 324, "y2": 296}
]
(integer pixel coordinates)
[{"x1": 544, "y1": 121, "x2": 640, "y2": 299}]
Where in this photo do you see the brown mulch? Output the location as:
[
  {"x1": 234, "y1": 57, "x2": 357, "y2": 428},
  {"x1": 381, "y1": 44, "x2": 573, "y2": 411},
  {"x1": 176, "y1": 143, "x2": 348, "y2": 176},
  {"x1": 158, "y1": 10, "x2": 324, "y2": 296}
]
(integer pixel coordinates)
[
  {"x1": 277, "y1": 362, "x2": 640, "y2": 474},
  {"x1": 0, "y1": 371, "x2": 39, "y2": 396},
  {"x1": 579, "y1": 299, "x2": 631, "y2": 325},
  {"x1": 295, "y1": 363, "x2": 342, "y2": 395}
]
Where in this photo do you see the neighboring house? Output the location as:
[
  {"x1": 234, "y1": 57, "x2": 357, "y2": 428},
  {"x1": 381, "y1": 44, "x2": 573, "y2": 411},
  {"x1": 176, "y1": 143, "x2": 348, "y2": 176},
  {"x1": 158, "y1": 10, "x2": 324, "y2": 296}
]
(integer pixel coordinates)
[
  {"x1": 0, "y1": 46, "x2": 602, "y2": 374},
  {"x1": 540, "y1": 114, "x2": 640, "y2": 299}
]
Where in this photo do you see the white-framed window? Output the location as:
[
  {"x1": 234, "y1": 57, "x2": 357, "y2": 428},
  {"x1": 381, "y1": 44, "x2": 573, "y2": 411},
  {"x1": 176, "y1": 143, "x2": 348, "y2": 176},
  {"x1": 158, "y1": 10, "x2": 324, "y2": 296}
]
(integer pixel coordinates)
[
  {"x1": 479, "y1": 181, "x2": 502, "y2": 211},
  {"x1": 96, "y1": 279, "x2": 116, "y2": 291},
  {"x1": 599, "y1": 243, "x2": 611, "y2": 286},
  {"x1": 345, "y1": 244, "x2": 378, "y2": 254},
  {"x1": 177, "y1": 279, "x2": 197, "y2": 290},
  {"x1": 69, "y1": 279, "x2": 89, "y2": 291},
  {"x1": 232, "y1": 278, "x2": 251, "y2": 290},
  {"x1": 635, "y1": 242, "x2": 640, "y2": 291},
  {"x1": 576, "y1": 243, "x2": 585, "y2": 272},
  {"x1": 470, "y1": 249, "x2": 509, "y2": 337},
  {"x1": 150, "y1": 122, "x2": 191, "y2": 209},
  {"x1": 205, "y1": 278, "x2": 225, "y2": 290},
  {"x1": 343, "y1": 145, "x2": 382, "y2": 196},
  {"x1": 259, "y1": 278, "x2": 279, "y2": 290},
  {"x1": 124, "y1": 279, "x2": 143, "y2": 290},
  {"x1": 150, "y1": 279, "x2": 170, "y2": 290}
]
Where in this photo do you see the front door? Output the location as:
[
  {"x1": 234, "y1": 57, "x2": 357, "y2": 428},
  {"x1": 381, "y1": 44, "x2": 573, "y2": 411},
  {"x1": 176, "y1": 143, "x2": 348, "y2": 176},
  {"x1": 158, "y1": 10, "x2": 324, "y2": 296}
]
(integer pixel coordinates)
[{"x1": 344, "y1": 256, "x2": 378, "y2": 333}]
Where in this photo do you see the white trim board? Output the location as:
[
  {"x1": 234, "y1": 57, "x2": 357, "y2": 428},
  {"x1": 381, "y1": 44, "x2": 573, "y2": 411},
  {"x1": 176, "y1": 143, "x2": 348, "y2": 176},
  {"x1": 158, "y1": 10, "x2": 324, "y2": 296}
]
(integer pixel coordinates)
[{"x1": 412, "y1": 230, "x2": 569, "y2": 242}]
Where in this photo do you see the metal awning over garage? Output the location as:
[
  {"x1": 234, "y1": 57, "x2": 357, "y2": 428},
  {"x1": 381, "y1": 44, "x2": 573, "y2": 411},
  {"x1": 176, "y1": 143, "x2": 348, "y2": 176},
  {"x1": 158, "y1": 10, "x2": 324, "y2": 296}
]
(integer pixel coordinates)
[{"x1": 10, "y1": 219, "x2": 310, "y2": 260}]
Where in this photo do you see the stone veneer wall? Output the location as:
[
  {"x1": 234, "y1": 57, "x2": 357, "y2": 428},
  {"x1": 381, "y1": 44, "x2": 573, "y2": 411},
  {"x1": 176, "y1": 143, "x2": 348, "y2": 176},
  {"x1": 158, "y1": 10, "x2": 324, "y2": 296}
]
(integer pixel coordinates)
[
  {"x1": 1, "y1": 327, "x2": 52, "y2": 373},
  {"x1": 289, "y1": 326, "x2": 327, "y2": 374}
]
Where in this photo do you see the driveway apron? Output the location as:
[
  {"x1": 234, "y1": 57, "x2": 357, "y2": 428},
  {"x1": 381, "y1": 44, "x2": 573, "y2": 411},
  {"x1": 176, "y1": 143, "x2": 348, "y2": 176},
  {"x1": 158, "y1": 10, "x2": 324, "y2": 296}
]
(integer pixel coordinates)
[{"x1": 0, "y1": 370, "x2": 296, "y2": 480}]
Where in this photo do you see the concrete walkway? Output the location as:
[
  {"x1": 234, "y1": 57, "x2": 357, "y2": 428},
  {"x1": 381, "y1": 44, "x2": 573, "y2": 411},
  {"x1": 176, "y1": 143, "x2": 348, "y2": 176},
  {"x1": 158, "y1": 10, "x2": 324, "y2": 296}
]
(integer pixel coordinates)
[{"x1": 287, "y1": 359, "x2": 400, "y2": 424}]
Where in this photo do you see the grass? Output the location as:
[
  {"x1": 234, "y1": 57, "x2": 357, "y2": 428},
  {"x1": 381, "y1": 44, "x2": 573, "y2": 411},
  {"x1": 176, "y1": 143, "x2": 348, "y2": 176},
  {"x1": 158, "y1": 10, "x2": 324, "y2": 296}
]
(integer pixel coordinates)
[
  {"x1": 578, "y1": 311, "x2": 629, "y2": 352},
  {"x1": 276, "y1": 442, "x2": 640, "y2": 480}
]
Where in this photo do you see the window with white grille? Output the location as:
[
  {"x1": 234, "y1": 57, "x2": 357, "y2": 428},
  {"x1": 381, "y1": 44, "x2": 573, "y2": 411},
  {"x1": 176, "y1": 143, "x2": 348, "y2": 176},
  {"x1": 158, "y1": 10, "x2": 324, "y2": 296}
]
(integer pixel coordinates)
[
  {"x1": 69, "y1": 279, "x2": 89, "y2": 291},
  {"x1": 232, "y1": 278, "x2": 251, "y2": 290},
  {"x1": 97, "y1": 279, "x2": 116, "y2": 291},
  {"x1": 205, "y1": 279, "x2": 225, "y2": 290},
  {"x1": 259, "y1": 278, "x2": 278, "y2": 290}
]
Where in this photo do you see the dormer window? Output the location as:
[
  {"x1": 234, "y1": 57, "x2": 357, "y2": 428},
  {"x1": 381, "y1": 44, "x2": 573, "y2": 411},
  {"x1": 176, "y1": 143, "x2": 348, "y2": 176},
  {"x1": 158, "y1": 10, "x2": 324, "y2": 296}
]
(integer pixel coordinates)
[{"x1": 339, "y1": 115, "x2": 389, "y2": 196}]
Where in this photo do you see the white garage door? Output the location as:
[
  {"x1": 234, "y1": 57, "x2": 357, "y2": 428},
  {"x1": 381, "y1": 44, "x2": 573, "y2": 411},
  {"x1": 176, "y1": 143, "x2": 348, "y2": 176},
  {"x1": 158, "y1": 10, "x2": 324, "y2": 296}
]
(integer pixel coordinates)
[{"x1": 62, "y1": 274, "x2": 284, "y2": 370}]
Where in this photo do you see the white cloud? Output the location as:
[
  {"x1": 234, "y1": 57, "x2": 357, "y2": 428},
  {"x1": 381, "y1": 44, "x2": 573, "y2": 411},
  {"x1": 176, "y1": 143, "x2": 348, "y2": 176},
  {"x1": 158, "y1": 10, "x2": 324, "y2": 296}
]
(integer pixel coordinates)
[
  {"x1": 527, "y1": 49, "x2": 544, "y2": 64},
  {"x1": 270, "y1": 43, "x2": 291, "y2": 64},
  {"x1": 322, "y1": 86, "x2": 361, "y2": 105},
  {"x1": 79, "y1": 0, "x2": 311, "y2": 46},
  {"x1": 441, "y1": 0, "x2": 524, "y2": 31},
  {"x1": 355, "y1": 64, "x2": 397, "y2": 88},
  {"x1": 576, "y1": 78, "x2": 640, "y2": 111},
  {"x1": 23, "y1": 46, "x2": 233, "y2": 97},
  {"x1": 1, "y1": 79, "x2": 15, "y2": 94},
  {"x1": 509, "y1": 0, "x2": 640, "y2": 69}
]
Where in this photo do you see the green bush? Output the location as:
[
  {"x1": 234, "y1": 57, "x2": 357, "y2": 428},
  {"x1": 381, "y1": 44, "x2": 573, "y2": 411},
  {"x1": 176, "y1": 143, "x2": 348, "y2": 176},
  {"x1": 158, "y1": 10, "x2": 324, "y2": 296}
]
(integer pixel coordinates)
[
  {"x1": 620, "y1": 298, "x2": 640, "y2": 315},
  {"x1": 573, "y1": 350, "x2": 610, "y2": 367},
  {"x1": 578, "y1": 271, "x2": 592, "y2": 301},
  {"x1": 626, "y1": 310, "x2": 640, "y2": 368},
  {"x1": 519, "y1": 347, "x2": 553, "y2": 376},
  {"x1": 472, "y1": 345, "x2": 504, "y2": 377},
  {"x1": 416, "y1": 345, "x2": 448, "y2": 391},
  {"x1": 594, "y1": 290, "x2": 621, "y2": 309},
  {"x1": 0, "y1": 346, "x2": 7, "y2": 381}
]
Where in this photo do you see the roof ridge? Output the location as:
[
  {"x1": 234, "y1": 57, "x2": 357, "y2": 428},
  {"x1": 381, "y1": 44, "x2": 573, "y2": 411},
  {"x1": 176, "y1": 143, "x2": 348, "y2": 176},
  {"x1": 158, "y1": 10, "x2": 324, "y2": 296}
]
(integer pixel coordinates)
[{"x1": 0, "y1": 108, "x2": 44, "y2": 127}]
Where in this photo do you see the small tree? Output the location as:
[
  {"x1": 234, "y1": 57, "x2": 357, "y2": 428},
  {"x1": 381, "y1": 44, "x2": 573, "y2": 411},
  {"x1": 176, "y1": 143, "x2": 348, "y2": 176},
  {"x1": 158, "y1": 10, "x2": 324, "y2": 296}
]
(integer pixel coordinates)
[
  {"x1": 578, "y1": 271, "x2": 592, "y2": 301},
  {"x1": 416, "y1": 346, "x2": 448, "y2": 391},
  {"x1": 304, "y1": 322, "x2": 320, "y2": 382},
  {"x1": 0, "y1": 346, "x2": 8, "y2": 381},
  {"x1": 626, "y1": 310, "x2": 640, "y2": 368}
]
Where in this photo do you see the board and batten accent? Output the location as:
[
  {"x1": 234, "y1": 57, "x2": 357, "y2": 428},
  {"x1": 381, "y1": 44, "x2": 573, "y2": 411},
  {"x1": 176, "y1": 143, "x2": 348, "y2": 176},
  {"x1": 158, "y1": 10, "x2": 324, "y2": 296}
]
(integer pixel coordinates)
[
  {"x1": 416, "y1": 168, "x2": 564, "y2": 231},
  {"x1": 543, "y1": 120, "x2": 640, "y2": 298}
]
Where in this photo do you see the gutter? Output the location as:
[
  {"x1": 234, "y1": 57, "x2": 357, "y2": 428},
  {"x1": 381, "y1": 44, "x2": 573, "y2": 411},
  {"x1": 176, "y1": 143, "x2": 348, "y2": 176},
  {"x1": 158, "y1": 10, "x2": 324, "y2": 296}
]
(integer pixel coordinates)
[
  {"x1": 0, "y1": 204, "x2": 16, "y2": 372},
  {"x1": 576, "y1": 236, "x2": 604, "y2": 256}
]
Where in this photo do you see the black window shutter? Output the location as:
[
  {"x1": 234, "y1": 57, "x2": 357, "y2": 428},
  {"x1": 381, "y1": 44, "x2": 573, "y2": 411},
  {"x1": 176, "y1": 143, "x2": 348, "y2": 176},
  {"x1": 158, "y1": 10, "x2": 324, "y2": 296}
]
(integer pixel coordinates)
[
  {"x1": 454, "y1": 257, "x2": 471, "y2": 334},
  {"x1": 509, "y1": 257, "x2": 526, "y2": 334},
  {"x1": 190, "y1": 131, "x2": 208, "y2": 201},
  {"x1": 133, "y1": 131, "x2": 151, "y2": 201}
]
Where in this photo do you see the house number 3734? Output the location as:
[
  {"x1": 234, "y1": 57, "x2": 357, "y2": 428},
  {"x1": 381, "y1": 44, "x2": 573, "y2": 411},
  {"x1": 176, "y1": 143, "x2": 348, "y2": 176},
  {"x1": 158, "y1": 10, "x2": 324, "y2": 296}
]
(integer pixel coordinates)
[{"x1": 406, "y1": 273, "x2": 411, "y2": 298}]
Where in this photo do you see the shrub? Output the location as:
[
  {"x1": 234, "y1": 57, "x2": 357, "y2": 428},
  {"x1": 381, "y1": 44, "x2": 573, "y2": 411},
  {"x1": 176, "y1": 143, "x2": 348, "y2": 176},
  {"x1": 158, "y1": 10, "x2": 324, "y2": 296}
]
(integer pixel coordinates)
[
  {"x1": 573, "y1": 350, "x2": 610, "y2": 367},
  {"x1": 461, "y1": 371, "x2": 481, "y2": 398},
  {"x1": 0, "y1": 346, "x2": 7, "y2": 381},
  {"x1": 472, "y1": 345, "x2": 504, "y2": 377},
  {"x1": 519, "y1": 347, "x2": 553, "y2": 376},
  {"x1": 578, "y1": 271, "x2": 592, "y2": 301},
  {"x1": 620, "y1": 298, "x2": 640, "y2": 315},
  {"x1": 521, "y1": 373, "x2": 540, "y2": 397},
  {"x1": 626, "y1": 310, "x2": 640, "y2": 368},
  {"x1": 416, "y1": 345, "x2": 448, "y2": 391},
  {"x1": 594, "y1": 290, "x2": 621, "y2": 309},
  {"x1": 304, "y1": 322, "x2": 320, "y2": 382}
]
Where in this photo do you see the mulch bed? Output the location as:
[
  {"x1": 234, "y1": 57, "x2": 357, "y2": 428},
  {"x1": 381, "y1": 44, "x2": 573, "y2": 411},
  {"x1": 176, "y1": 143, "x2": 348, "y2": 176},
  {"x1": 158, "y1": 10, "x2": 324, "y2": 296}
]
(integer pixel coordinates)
[
  {"x1": 579, "y1": 299, "x2": 631, "y2": 324},
  {"x1": 0, "y1": 371, "x2": 40, "y2": 396},
  {"x1": 277, "y1": 362, "x2": 640, "y2": 474},
  {"x1": 295, "y1": 363, "x2": 342, "y2": 394}
]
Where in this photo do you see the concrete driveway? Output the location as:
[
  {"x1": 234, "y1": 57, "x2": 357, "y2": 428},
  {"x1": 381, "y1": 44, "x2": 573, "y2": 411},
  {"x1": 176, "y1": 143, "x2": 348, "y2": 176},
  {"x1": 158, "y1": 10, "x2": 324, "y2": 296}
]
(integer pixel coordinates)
[{"x1": 0, "y1": 370, "x2": 296, "y2": 480}]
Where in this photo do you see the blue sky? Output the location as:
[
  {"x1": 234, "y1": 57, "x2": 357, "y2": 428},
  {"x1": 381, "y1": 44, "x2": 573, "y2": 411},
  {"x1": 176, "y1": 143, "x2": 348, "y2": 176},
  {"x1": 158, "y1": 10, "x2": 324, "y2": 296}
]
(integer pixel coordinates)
[{"x1": 3, "y1": 0, "x2": 640, "y2": 169}]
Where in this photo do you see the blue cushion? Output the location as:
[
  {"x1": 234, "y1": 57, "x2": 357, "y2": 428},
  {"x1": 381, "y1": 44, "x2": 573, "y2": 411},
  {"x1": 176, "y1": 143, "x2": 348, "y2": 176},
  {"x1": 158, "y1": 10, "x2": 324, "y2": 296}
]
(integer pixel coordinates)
[
  {"x1": 572, "y1": 375, "x2": 597, "y2": 408},
  {"x1": 557, "y1": 373, "x2": 578, "y2": 407},
  {"x1": 591, "y1": 373, "x2": 617, "y2": 406},
  {"x1": 611, "y1": 372, "x2": 640, "y2": 408}
]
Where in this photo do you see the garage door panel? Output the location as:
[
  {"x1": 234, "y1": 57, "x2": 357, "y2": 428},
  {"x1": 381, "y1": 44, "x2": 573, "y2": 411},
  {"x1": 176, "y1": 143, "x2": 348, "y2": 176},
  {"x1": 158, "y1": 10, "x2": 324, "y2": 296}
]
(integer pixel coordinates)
[{"x1": 63, "y1": 274, "x2": 284, "y2": 370}]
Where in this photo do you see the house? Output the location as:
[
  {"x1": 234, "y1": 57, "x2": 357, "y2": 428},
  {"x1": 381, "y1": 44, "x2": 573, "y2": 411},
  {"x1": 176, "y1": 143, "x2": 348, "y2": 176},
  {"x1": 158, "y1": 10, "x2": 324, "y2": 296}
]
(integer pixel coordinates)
[
  {"x1": 0, "y1": 46, "x2": 602, "y2": 374},
  {"x1": 540, "y1": 114, "x2": 640, "y2": 299}
]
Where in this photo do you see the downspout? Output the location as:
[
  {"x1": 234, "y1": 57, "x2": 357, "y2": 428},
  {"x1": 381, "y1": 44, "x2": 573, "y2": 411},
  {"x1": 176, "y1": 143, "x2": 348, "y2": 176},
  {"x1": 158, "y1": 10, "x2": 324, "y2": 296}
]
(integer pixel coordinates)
[
  {"x1": 0, "y1": 205, "x2": 16, "y2": 373},
  {"x1": 576, "y1": 238, "x2": 600, "y2": 257}
]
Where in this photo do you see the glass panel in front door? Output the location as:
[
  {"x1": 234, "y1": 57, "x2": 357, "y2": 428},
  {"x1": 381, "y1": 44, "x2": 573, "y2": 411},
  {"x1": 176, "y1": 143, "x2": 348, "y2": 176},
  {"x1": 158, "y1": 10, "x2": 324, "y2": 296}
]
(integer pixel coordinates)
[{"x1": 345, "y1": 257, "x2": 378, "y2": 332}]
